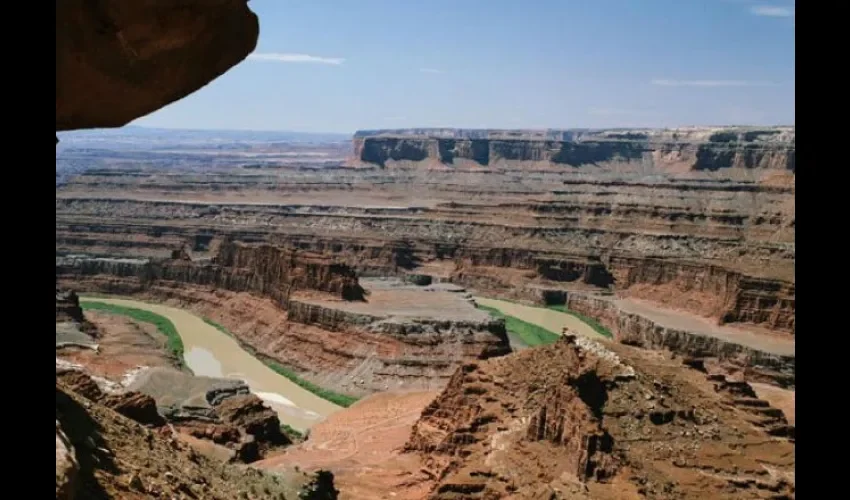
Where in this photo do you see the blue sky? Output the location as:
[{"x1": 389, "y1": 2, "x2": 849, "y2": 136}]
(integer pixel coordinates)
[{"x1": 134, "y1": 0, "x2": 795, "y2": 133}]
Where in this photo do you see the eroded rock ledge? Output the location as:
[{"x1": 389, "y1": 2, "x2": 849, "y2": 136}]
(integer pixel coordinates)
[{"x1": 56, "y1": 0, "x2": 259, "y2": 132}]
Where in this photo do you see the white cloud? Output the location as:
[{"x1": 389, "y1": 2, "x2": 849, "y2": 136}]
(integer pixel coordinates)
[
  {"x1": 419, "y1": 68, "x2": 443, "y2": 74},
  {"x1": 651, "y1": 79, "x2": 775, "y2": 87},
  {"x1": 750, "y1": 5, "x2": 794, "y2": 17},
  {"x1": 247, "y1": 53, "x2": 345, "y2": 65}
]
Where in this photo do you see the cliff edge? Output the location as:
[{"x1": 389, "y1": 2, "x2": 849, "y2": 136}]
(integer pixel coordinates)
[{"x1": 351, "y1": 127, "x2": 795, "y2": 172}]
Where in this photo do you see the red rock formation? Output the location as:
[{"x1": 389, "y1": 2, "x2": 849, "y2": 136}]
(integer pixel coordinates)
[
  {"x1": 56, "y1": 369, "x2": 166, "y2": 427},
  {"x1": 56, "y1": 240, "x2": 365, "y2": 304},
  {"x1": 608, "y1": 256, "x2": 794, "y2": 333},
  {"x1": 214, "y1": 394, "x2": 291, "y2": 447},
  {"x1": 564, "y1": 292, "x2": 795, "y2": 387},
  {"x1": 100, "y1": 392, "x2": 166, "y2": 427},
  {"x1": 403, "y1": 337, "x2": 795, "y2": 499},
  {"x1": 406, "y1": 338, "x2": 620, "y2": 497}
]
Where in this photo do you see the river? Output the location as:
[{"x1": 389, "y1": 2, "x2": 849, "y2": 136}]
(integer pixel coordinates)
[
  {"x1": 473, "y1": 297, "x2": 605, "y2": 340},
  {"x1": 81, "y1": 297, "x2": 341, "y2": 431}
]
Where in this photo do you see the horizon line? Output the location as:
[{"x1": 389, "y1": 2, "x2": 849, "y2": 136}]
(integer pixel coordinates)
[{"x1": 58, "y1": 123, "x2": 796, "y2": 137}]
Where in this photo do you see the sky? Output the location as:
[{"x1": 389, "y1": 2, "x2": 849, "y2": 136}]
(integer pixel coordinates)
[{"x1": 133, "y1": 0, "x2": 795, "y2": 134}]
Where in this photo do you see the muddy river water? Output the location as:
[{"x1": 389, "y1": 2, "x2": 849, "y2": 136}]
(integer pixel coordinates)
[
  {"x1": 82, "y1": 297, "x2": 341, "y2": 431},
  {"x1": 473, "y1": 297, "x2": 605, "y2": 340}
]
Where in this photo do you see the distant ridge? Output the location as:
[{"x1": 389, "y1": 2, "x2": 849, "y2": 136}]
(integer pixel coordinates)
[{"x1": 58, "y1": 126, "x2": 351, "y2": 144}]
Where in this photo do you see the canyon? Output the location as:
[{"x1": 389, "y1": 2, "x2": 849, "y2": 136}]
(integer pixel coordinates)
[
  {"x1": 55, "y1": 1, "x2": 794, "y2": 497},
  {"x1": 57, "y1": 125, "x2": 795, "y2": 386},
  {"x1": 57, "y1": 126, "x2": 796, "y2": 498}
]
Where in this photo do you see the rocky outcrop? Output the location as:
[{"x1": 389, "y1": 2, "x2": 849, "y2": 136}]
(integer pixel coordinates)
[
  {"x1": 56, "y1": 368, "x2": 107, "y2": 400},
  {"x1": 406, "y1": 337, "x2": 619, "y2": 497},
  {"x1": 56, "y1": 286, "x2": 85, "y2": 323},
  {"x1": 55, "y1": 381, "x2": 333, "y2": 499},
  {"x1": 100, "y1": 392, "x2": 166, "y2": 427},
  {"x1": 288, "y1": 299, "x2": 507, "y2": 343},
  {"x1": 57, "y1": 368, "x2": 167, "y2": 426},
  {"x1": 215, "y1": 394, "x2": 291, "y2": 447},
  {"x1": 59, "y1": 367, "x2": 290, "y2": 462},
  {"x1": 403, "y1": 336, "x2": 795, "y2": 499},
  {"x1": 56, "y1": 0, "x2": 259, "y2": 132},
  {"x1": 709, "y1": 374, "x2": 795, "y2": 440},
  {"x1": 352, "y1": 127, "x2": 795, "y2": 171}
]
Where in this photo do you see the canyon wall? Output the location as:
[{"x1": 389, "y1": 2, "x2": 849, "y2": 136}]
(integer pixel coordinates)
[
  {"x1": 352, "y1": 127, "x2": 795, "y2": 171},
  {"x1": 606, "y1": 256, "x2": 794, "y2": 333},
  {"x1": 57, "y1": 240, "x2": 364, "y2": 303},
  {"x1": 564, "y1": 292, "x2": 794, "y2": 387}
]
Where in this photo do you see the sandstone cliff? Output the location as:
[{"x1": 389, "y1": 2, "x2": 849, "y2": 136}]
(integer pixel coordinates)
[
  {"x1": 352, "y1": 127, "x2": 795, "y2": 171},
  {"x1": 56, "y1": 240, "x2": 364, "y2": 303},
  {"x1": 564, "y1": 292, "x2": 795, "y2": 387}
]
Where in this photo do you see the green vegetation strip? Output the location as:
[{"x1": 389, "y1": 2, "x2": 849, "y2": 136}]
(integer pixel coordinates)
[
  {"x1": 547, "y1": 305, "x2": 613, "y2": 339},
  {"x1": 477, "y1": 305, "x2": 561, "y2": 346},
  {"x1": 80, "y1": 300, "x2": 185, "y2": 366},
  {"x1": 262, "y1": 360, "x2": 358, "y2": 408},
  {"x1": 488, "y1": 297, "x2": 615, "y2": 340},
  {"x1": 280, "y1": 423, "x2": 305, "y2": 441},
  {"x1": 202, "y1": 317, "x2": 232, "y2": 337},
  {"x1": 202, "y1": 317, "x2": 359, "y2": 408}
]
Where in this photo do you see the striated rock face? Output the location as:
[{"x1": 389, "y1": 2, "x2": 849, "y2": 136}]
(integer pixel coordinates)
[
  {"x1": 216, "y1": 241, "x2": 364, "y2": 300},
  {"x1": 565, "y1": 292, "x2": 795, "y2": 387},
  {"x1": 57, "y1": 154, "x2": 795, "y2": 334},
  {"x1": 56, "y1": 240, "x2": 364, "y2": 304},
  {"x1": 607, "y1": 256, "x2": 795, "y2": 333},
  {"x1": 56, "y1": 0, "x2": 259, "y2": 131},
  {"x1": 406, "y1": 338, "x2": 619, "y2": 497},
  {"x1": 404, "y1": 337, "x2": 795, "y2": 499},
  {"x1": 352, "y1": 127, "x2": 795, "y2": 171}
]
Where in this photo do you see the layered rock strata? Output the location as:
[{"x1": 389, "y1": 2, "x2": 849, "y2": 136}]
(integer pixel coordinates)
[
  {"x1": 57, "y1": 239, "x2": 364, "y2": 303},
  {"x1": 57, "y1": 131, "x2": 795, "y2": 337},
  {"x1": 404, "y1": 336, "x2": 795, "y2": 499},
  {"x1": 57, "y1": 126, "x2": 795, "y2": 392},
  {"x1": 352, "y1": 127, "x2": 795, "y2": 171},
  {"x1": 57, "y1": 273, "x2": 512, "y2": 396},
  {"x1": 564, "y1": 292, "x2": 795, "y2": 387}
]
